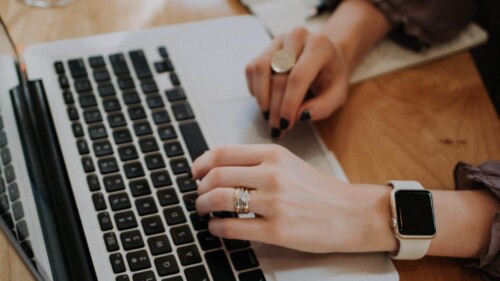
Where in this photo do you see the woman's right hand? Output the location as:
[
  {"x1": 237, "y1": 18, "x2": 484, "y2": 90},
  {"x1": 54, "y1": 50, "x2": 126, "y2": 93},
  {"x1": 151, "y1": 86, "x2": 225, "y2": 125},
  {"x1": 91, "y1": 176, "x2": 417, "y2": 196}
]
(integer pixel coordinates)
[{"x1": 245, "y1": 27, "x2": 351, "y2": 138}]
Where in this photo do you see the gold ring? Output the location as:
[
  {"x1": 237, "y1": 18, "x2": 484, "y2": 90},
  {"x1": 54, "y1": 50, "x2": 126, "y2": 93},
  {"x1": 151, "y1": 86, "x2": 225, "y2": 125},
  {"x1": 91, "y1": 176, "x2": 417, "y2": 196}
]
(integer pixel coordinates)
[
  {"x1": 271, "y1": 49, "x2": 296, "y2": 74},
  {"x1": 234, "y1": 187, "x2": 251, "y2": 214}
]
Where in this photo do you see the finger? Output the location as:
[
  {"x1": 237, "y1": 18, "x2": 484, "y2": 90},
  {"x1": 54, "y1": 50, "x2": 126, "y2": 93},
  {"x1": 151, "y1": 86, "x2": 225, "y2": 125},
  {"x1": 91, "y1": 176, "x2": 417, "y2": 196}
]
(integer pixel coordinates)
[
  {"x1": 280, "y1": 35, "x2": 331, "y2": 130},
  {"x1": 196, "y1": 187, "x2": 267, "y2": 215},
  {"x1": 269, "y1": 74, "x2": 286, "y2": 138},
  {"x1": 197, "y1": 166, "x2": 266, "y2": 194},
  {"x1": 208, "y1": 217, "x2": 271, "y2": 243},
  {"x1": 192, "y1": 144, "x2": 274, "y2": 179},
  {"x1": 298, "y1": 81, "x2": 348, "y2": 121}
]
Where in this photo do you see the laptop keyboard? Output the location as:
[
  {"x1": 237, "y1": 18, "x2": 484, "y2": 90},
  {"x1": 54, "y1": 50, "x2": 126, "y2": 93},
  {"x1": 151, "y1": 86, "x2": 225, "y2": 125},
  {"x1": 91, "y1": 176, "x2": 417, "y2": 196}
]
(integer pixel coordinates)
[{"x1": 54, "y1": 47, "x2": 266, "y2": 281}]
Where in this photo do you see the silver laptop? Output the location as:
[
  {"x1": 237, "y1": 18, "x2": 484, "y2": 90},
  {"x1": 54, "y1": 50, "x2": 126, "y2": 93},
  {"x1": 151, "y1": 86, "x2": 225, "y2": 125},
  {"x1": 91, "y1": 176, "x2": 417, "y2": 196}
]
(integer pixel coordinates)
[{"x1": 0, "y1": 15, "x2": 398, "y2": 281}]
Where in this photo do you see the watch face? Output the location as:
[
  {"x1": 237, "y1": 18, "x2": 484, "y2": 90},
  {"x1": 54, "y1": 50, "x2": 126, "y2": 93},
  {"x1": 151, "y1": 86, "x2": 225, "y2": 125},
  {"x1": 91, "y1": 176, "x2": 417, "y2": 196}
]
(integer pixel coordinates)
[{"x1": 395, "y1": 190, "x2": 436, "y2": 236}]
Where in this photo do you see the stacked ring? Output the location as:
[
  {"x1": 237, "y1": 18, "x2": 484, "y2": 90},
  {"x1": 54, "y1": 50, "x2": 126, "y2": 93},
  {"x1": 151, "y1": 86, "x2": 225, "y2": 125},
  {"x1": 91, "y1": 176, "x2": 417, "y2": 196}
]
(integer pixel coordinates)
[{"x1": 234, "y1": 187, "x2": 251, "y2": 214}]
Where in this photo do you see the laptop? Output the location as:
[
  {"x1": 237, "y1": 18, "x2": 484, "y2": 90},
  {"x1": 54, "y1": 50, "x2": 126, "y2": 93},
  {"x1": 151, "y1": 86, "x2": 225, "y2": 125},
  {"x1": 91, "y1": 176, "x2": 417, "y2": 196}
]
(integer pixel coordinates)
[{"x1": 0, "y1": 14, "x2": 398, "y2": 281}]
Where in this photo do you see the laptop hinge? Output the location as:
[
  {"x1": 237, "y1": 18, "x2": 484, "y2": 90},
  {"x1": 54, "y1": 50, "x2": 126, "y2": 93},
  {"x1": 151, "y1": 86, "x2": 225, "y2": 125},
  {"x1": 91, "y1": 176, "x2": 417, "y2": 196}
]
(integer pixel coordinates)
[{"x1": 11, "y1": 80, "x2": 97, "y2": 281}]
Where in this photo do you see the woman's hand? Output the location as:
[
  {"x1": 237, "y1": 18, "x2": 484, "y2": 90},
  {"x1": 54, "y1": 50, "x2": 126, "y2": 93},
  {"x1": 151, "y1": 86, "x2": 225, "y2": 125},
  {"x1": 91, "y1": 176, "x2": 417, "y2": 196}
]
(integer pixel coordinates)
[
  {"x1": 245, "y1": 28, "x2": 350, "y2": 138},
  {"x1": 192, "y1": 144, "x2": 396, "y2": 253}
]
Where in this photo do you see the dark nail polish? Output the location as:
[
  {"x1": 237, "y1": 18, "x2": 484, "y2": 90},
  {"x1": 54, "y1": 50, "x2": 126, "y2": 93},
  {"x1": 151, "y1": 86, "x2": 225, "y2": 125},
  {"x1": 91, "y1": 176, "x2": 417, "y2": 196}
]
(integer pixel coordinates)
[
  {"x1": 279, "y1": 118, "x2": 289, "y2": 130},
  {"x1": 299, "y1": 110, "x2": 311, "y2": 122},
  {"x1": 262, "y1": 111, "x2": 270, "y2": 121},
  {"x1": 271, "y1": 127, "x2": 281, "y2": 139}
]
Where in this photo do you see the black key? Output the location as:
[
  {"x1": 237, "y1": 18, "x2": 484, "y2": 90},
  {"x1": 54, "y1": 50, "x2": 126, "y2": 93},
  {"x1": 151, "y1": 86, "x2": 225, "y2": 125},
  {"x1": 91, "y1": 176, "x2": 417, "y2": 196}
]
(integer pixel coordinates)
[
  {"x1": 118, "y1": 77, "x2": 135, "y2": 90},
  {"x1": 145, "y1": 154, "x2": 166, "y2": 170},
  {"x1": 72, "y1": 122, "x2": 84, "y2": 137},
  {"x1": 94, "y1": 70, "x2": 111, "y2": 82},
  {"x1": 214, "y1": 212, "x2": 237, "y2": 219},
  {"x1": 158, "y1": 125, "x2": 177, "y2": 141},
  {"x1": 177, "y1": 244, "x2": 201, "y2": 266},
  {"x1": 128, "y1": 106, "x2": 147, "y2": 120},
  {"x1": 63, "y1": 90, "x2": 74, "y2": 104},
  {"x1": 126, "y1": 249, "x2": 151, "y2": 271},
  {"x1": 98, "y1": 157, "x2": 119, "y2": 174},
  {"x1": 135, "y1": 197, "x2": 158, "y2": 216},
  {"x1": 89, "y1": 125, "x2": 108, "y2": 140},
  {"x1": 133, "y1": 122, "x2": 152, "y2": 136},
  {"x1": 184, "y1": 265, "x2": 210, "y2": 281},
  {"x1": 93, "y1": 140, "x2": 113, "y2": 157},
  {"x1": 170, "y1": 224, "x2": 193, "y2": 246},
  {"x1": 0, "y1": 132, "x2": 7, "y2": 148},
  {"x1": 154, "y1": 60, "x2": 174, "y2": 73},
  {"x1": 164, "y1": 142, "x2": 184, "y2": 158},
  {"x1": 84, "y1": 110, "x2": 102, "y2": 124},
  {"x1": 165, "y1": 88, "x2": 186, "y2": 102},
  {"x1": 190, "y1": 213, "x2": 209, "y2": 231},
  {"x1": 239, "y1": 269, "x2": 266, "y2": 281},
  {"x1": 2, "y1": 212, "x2": 13, "y2": 229},
  {"x1": 113, "y1": 129, "x2": 133, "y2": 144},
  {"x1": 104, "y1": 175, "x2": 125, "y2": 192},
  {"x1": 103, "y1": 98, "x2": 122, "y2": 112},
  {"x1": 89, "y1": 56, "x2": 106, "y2": 68},
  {"x1": 75, "y1": 79, "x2": 92, "y2": 93},
  {"x1": 97, "y1": 212, "x2": 113, "y2": 231},
  {"x1": 183, "y1": 193, "x2": 198, "y2": 212},
  {"x1": 170, "y1": 158, "x2": 190, "y2": 175},
  {"x1": 154, "y1": 255, "x2": 179, "y2": 277},
  {"x1": 92, "y1": 192, "x2": 107, "y2": 211},
  {"x1": 150, "y1": 170, "x2": 172, "y2": 188},
  {"x1": 157, "y1": 188, "x2": 179, "y2": 206},
  {"x1": 4, "y1": 166, "x2": 15, "y2": 182},
  {"x1": 129, "y1": 179, "x2": 151, "y2": 197},
  {"x1": 148, "y1": 235, "x2": 172, "y2": 256},
  {"x1": 115, "y1": 211, "x2": 138, "y2": 230},
  {"x1": 98, "y1": 83, "x2": 116, "y2": 97},
  {"x1": 1, "y1": 148, "x2": 11, "y2": 165},
  {"x1": 67, "y1": 107, "x2": 79, "y2": 120},
  {"x1": 139, "y1": 137, "x2": 159, "y2": 153},
  {"x1": 110, "y1": 253, "x2": 126, "y2": 274},
  {"x1": 54, "y1": 61, "x2": 65, "y2": 74},
  {"x1": 179, "y1": 122, "x2": 209, "y2": 162},
  {"x1": 118, "y1": 145, "x2": 139, "y2": 161},
  {"x1": 87, "y1": 174, "x2": 101, "y2": 191},
  {"x1": 116, "y1": 275, "x2": 130, "y2": 281},
  {"x1": 163, "y1": 206, "x2": 186, "y2": 226},
  {"x1": 130, "y1": 50, "x2": 153, "y2": 80},
  {"x1": 20, "y1": 240, "x2": 34, "y2": 259},
  {"x1": 152, "y1": 110, "x2": 170, "y2": 125},
  {"x1": 204, "y1": 250, "x2": 236, "y2": 281},
  {"x1": 123, "y1": 91, "x2": 141, "y2": 105},
  {"x1": 223, "y1": 239, "x2": 250, "y2": 251},
  {"x1": 142, "y1": 215, "x2": 165, "y2": 236},
  {"x1": 7, "y1": 183, "x2": 19, "y2": 201},
  {"x1": 68, "y1": 59, "x2": 88, "y2": 78},
  {"x1": 159, "y1": 47, "x2": 169, "y2": 58},
  {"x1": 81, "y1": 157, "x2": 95, "y2": 173},
  {"x1": 171, "y1": 103, "x2": 194, "y2": 121},
  {"x1": 110, "y1": 53, "x2": 130, "y2": 75},
  {"x1": 197, "y1": 231, "x2": 222, "y2": 251},
  {"x1": 16, "y1": 220, "x2": 29, "y2": 241},
  {"x1": 147, "y1": 95, "x2": 164, "y2": 109},
  {"x1": 103, "y1": 232, "x2": 120, "y2": 252},
  {"x1": 177, "y1": 176, "x2": 196, "y2": 193},
  {"x1": 108, "y1": 113, "x2": 127, "y2": 128},
  {"x1": 124, "y1": 162, "x2": 145, "y2": 179},
  {"x1": 109, "y1": 192, "x2": 131, "y2": 211},
  {"x1": 170, "y1": 73, "x2": 181, "y2": 86},
  {"x1": 141, "y1": 81, "x2": 158, "y2": 94},
  {"x1": 59, "y1": 76, "x2": 70, "y2": 89},
  {"x1": 0, "y1": 178, "x2": 5, "y2": 194},
  {"x1": 133, "y1": 271, "x2": 156, "y2": 281},
  {"x1": 230, "y1": 249, "x2": 259, "y2": 271},
  {"x1": 79, "y1": 94, "x2": 97, "y2": 108},
  {"x1": 0, "y1": 117, "x2": 3, "y2": 132},
  {"x1": 12, "y1": 201, "x2": 24, "y2": 221},
  {"x1": 120, "y1": 229, "x2": 144, "y2": 251}
]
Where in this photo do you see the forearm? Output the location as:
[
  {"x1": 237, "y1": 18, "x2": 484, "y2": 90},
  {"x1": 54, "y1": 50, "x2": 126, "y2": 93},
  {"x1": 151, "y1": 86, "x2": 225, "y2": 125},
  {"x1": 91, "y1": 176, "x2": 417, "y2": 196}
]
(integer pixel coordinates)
[{"x1": 320, "y1": 0, "x2": 391, "y2": 74}]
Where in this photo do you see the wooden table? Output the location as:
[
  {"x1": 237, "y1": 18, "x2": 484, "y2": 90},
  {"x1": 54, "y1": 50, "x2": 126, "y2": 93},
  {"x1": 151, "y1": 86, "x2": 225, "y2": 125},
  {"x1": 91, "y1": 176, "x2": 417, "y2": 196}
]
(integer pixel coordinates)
[{"x1": 1, "y1": 0, "x2": 498, "y2": 280}]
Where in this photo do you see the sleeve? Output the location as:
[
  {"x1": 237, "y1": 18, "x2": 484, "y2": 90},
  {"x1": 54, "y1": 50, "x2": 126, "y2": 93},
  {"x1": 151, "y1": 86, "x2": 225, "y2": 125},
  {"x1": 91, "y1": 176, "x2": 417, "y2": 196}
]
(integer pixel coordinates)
[
  {"x1": 454, "y1": 161, "x2": 500, "y2": 281},
  {"x1": 369, "y1": 0, "x2": 476, "y2": 50}
]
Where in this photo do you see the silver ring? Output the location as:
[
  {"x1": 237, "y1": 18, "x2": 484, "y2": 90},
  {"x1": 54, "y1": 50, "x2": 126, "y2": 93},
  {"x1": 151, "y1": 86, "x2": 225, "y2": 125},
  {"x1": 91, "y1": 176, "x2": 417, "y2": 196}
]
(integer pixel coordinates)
[
  {"x1": 271, "y1": 49, "x2": 296, "y2": 74},
  {"x1": 234, "y1": 187, "x2": 251, "y2": 214}
]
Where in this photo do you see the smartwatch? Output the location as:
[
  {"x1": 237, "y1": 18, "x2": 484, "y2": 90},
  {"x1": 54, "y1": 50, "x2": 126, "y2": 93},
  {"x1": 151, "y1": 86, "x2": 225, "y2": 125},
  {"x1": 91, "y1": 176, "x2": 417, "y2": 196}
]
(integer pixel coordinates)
[{"x1": 388, "y1": 180, "x2": 436, "y2": 260}]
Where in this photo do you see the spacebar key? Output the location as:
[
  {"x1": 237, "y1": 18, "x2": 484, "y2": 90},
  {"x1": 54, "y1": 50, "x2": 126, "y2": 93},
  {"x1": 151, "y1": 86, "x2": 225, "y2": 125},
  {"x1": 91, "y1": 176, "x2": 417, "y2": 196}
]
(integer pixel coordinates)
[
  {"x1": 179, "y1": 121, "x2": 209, "y2": 162},
  {"x1": 205, "y1": 250, "x2": 236, "y2": 281}
]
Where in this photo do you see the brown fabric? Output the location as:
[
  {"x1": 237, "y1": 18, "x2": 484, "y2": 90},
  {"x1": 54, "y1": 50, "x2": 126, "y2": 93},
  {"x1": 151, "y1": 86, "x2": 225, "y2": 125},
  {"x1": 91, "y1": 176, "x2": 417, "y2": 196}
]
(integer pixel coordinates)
[{"x1": 454, "y1": 161, "x2": 500, "y2": 280}]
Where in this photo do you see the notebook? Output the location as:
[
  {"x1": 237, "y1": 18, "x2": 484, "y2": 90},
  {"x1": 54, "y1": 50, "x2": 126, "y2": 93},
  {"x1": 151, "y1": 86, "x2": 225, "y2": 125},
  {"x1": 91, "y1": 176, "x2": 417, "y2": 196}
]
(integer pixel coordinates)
[
  {"x1": 0, "y1": 15, "x2": 398, "y2": 281},
  {"x1": 240, "y1": 0, "x2": 488, "y2": 83}
]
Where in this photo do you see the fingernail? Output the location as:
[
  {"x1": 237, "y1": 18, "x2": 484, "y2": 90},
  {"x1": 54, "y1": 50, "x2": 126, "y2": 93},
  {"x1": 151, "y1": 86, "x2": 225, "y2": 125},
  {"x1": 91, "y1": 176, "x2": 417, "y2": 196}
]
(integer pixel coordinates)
[
  {"x1": 271, "y1": 127, "x2": 281, "y2": 139},
  {"x1": 262, "y1": 111, "x2": 270, "y2": 121},
  {"x1": 299, "y1": 110, "x2": 311, "y2": 122},
  {"x1": 279, "y1": 118, "x2": 289, "y2": 130}
]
